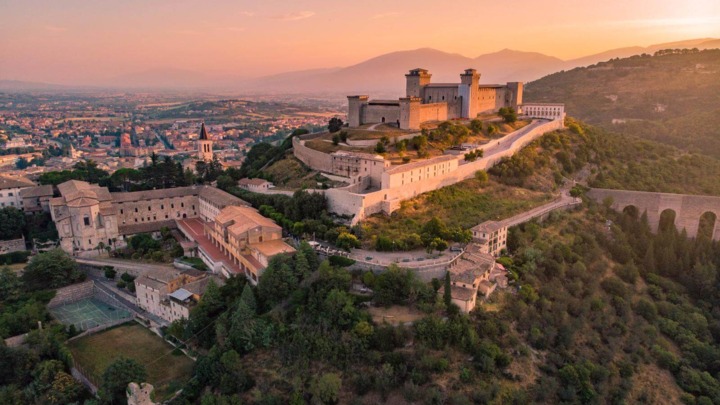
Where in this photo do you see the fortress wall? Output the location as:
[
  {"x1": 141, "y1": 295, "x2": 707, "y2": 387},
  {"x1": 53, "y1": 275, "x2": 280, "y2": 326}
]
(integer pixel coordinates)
[
  {"x1": 292, "y1": 137, "x2": 333, "y2": 173},
  {"x1": 419, "y1": 103, "x2": 449, "y2": 123},
  {"x1": 322, "y1": 119, "x2": 564, "y2": 224},
  {"x1": 364, "y1": 105, "x2": 401, "y2": 125},
  {"x1": 477, "y1": 87, "x2": 500, "y2": 113}
]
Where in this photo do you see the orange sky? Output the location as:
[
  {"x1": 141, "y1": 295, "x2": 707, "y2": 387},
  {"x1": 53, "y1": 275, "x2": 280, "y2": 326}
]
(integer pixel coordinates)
[{"x1": 1, "y1": 0, "x2": 719, "y2": 85}]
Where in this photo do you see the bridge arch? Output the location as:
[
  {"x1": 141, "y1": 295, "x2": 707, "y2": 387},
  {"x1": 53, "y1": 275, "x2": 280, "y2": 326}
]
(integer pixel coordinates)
[
  {"x1": 622, "y1": 205, "x2": 640, "y2": 219},
  {"x1": 697, "y1": 211, "x2": 718, "y2": 240},
  {"x1": 659, "y1": 208, "x2": 677, "y2": 232}
]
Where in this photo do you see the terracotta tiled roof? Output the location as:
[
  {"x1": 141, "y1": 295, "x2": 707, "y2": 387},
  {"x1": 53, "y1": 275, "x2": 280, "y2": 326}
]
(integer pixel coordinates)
[
  {"x1": 19, "y1": 185, "x2": 53, "y2": 198},
  {"x1": 0, "y1": 175, "x2": 35, "y2": 190}
]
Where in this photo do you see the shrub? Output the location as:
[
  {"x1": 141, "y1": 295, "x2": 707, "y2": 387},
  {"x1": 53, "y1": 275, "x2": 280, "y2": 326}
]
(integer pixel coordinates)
[
  {"x1": 103, "y1": 266, "x2": 117, "y2": 279},
  {"x1": 329, "y1": 255, "x2": 356, "y2": 267},
  {"x1": 0, "y1": 250, "x2": 30, "y2": 265},
  {"x1": 116, "y1": 280, "x2": 127, "y2": 289}
]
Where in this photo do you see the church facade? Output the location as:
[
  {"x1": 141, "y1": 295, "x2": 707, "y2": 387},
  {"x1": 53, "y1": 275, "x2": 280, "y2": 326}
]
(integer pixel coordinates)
[{"x1": 347, "y1": 68, "x2": 523, "y2": 130}]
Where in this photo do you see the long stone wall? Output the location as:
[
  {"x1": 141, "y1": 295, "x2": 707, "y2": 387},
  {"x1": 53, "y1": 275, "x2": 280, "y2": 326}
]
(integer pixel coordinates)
[
  {"x1": 344, "y1": 119, "x2": 564, "y2": 223},
  {"x1": 292, "y1": 137, "x2": 333, "y2": 173},
  {"x1": 587, "y1": 188, "x2": 720, "y2": 240},
  {"x1": 418, "y1": 103, "x2": 448, "y2": 123},
  {"x1": 294, "y1": 119, "x2": 564, "y2": 225}
]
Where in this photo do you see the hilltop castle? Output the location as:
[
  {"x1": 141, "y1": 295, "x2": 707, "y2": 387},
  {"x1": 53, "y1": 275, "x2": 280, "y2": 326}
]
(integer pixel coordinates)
[{"x1": 347, "y1": 68, "x2": 523, "y2": 130}]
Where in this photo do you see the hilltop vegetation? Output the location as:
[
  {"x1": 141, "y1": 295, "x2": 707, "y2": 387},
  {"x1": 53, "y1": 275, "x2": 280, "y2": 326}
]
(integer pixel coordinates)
[{"x1": 525, "y1": 49, "x2": 720, "y2": 158}]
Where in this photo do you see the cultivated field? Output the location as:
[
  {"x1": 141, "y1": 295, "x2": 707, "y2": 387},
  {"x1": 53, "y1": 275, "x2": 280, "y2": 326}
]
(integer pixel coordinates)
[{"x1": 68, "y1": 322, "x2": 194, "y2": 400}]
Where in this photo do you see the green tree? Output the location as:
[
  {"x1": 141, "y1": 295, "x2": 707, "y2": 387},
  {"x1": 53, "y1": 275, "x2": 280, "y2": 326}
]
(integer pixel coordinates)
[
  {"x1": 470, "y1": 119, "x2": 484, "y2": 134},
  {"x1": 498, "y1": 107, "x2": 517, "y2": 124},
  {"x1": 336, "y1": 232, "x2": 360, "y2": 251},
  {"x1": 0, "y1": 207, "x2": 25, "y2": 240},
  {"x1": 328, "y1": 117, "x2": 344, "y2": 133},
  {"x1": 375, "y1": 141, "x2": 386, "y2": 153},
  {"x1": 99, "y1": 357, "x2": 147, "y2": 405},
  {"x1": 21, "y1": 249, "x2": 83, "y2": 291},
  {"x1": 310, "y1": 373, "x2": 342, "y2": 404}
]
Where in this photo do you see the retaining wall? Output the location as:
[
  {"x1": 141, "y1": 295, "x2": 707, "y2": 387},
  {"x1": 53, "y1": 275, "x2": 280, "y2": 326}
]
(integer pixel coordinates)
[
  {"x1": 48, "y1": 280, "x2": 95, "y2": 308},
  {"x1": 0, "y1": 237, "x2": 26, "y2": 254},
  {"x1": 292, "y1": 137, "x2": 333, "y2": 173}
]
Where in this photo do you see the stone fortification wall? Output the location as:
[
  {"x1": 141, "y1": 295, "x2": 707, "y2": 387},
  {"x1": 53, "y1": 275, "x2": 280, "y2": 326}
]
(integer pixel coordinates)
[
  {"x1": 345, "y1": 119, "x2": 564, "y2": 224},
  {"x1": 363, "y1": 104, "x2": 401, "y2": 125},
  {"x1": 296, "y1": 119, "x2": 564, "y2": 225},
  {"x1": 0, "y1": 237, "x2": 26, "y2": 254},
  {"x1": 587, "y1": 188, "x2": 720, "y2": 240},
  {"x1": 48, "y1": 280, "x2": 95, "y2": 308},
  {"x1": 419, "y1": 103, "x2": 449, "y2": 123},
  {"x1": 292, "y1": 137, "x2": 333, "y2": 173}
]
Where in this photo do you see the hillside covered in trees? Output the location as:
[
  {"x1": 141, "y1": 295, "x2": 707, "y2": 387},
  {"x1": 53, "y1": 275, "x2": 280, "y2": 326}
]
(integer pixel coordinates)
[{"x1": 524, "y1": 49, "x2": 720, "y2": 158}]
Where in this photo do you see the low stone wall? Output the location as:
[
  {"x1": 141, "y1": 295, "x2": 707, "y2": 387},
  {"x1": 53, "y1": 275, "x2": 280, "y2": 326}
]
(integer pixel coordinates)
[
  {"x1": 0, "y1": 237, "x2": 26, "y2": 254},
  {"x1": 48, "y1": 280, "x2": 95, "y2": 308},
  {"x1": 345, "y1": 133, "x2": 417, "y2": 147}
]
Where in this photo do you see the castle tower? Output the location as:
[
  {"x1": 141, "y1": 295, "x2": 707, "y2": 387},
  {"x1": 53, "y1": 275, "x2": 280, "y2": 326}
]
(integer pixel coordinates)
[
  {"x1": 399, "y1": 97, "x2": 421, "y2": 130},
  {"x1": 405, "y1": 68, "x2": 431, "y2": 98},
  {"x1": 505, "y1": 82, "x2": 524, "y2": 111},
  {"x1": 197, "y1": 123, "x2": 213, "y2": 162},
  {"x1": 347, "y1": 95, "x2": 369, "y2": 128},
  {"x1": 460, "y1": 69, "x2": 480, "y2": 118}
]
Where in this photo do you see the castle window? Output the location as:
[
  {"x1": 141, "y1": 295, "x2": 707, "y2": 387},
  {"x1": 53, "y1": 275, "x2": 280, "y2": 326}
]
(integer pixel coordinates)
[
  {"x1": 83, "y1": 216, "x2": 90, "y2": 226},
  {"x1": 120, "y1": 209, "x2": 123, "y2": 214},
  {"x1": 442, "y1": 96, "x2": 445, "y2": 101},
  {"x1": 161, "y1": 205, "x2": 164, "y2": 209},
  {"x1": 148, "y1": 206, "x2": 151, "y2": 211},
  {"x1": 135, "y1": 207, "x2": 138, "y2": 213}
]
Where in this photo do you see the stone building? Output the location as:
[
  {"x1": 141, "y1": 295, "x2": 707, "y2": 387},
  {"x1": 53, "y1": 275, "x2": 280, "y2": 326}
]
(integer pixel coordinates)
[
  {"x1": 521, "y1": 103, "x2": 566, "y2": 121},
  {"x1": 19, "y1": 185, "x2": 54, "y2": 213},
  {"x1": 441, "y1": 245, "x2": 498, "y2": 313},
  {"x1": 471, "y1": 220, "x2": 508, "y2": 257},
  {"x1": 184, "y1": 205, "x2": 295, "y2": 284},
  {"x1": 49, "y1": 180, "x2": 247, "y2": 256},
  {"x1": 348, "y1": 68, "x2": 523, "y2": 130},
  {"x1": 134, "y1": 267, "x2": 220, "y2": 324},
  {"x1": 0, "y1": 175, "x2": 35, "y2": 209},
  {"x1": 238, "y1": 178, "x2": 273, "y2": 192}
]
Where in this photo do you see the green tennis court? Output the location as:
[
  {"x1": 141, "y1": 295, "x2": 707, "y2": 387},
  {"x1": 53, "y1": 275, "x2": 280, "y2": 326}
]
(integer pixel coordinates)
[{"x1": 50, "y1": 298, "x2": 132, "y2": 331}]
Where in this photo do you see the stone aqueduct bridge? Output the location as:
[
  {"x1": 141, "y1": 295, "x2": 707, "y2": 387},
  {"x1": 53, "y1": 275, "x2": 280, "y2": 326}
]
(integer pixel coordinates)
[{"x1": 587, "y1": 188, "x2": 720, "y2": 240}]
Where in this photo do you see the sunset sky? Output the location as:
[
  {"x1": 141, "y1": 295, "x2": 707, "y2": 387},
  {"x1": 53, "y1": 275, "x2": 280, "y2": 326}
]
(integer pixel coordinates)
[{"x1": 1, "y1": 0, "x2": 719, "y2": 85}]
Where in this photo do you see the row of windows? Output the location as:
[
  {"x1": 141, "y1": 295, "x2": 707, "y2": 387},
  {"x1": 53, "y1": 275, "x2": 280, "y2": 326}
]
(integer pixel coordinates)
[
  {"x1": 0, "y1": 192, "x2": 14, "y2": 197},
  {"x1": 120, "y1": 203, "x2": 194, "y2": 214}
]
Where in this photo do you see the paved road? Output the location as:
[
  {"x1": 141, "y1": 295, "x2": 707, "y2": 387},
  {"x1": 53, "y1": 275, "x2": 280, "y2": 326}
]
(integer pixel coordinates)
[{"x1": 500, "y1": 192, "x2": 581, "y2": 228}]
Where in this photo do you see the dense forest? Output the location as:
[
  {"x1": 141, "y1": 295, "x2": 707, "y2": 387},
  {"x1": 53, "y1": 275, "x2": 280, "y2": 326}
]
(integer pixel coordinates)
[
  {"x1": 524, "y1": 49, "x2": 720, "y2": 158},
  {"x1": 163, "y1": 201, "x2": 720, "y2": 404}
]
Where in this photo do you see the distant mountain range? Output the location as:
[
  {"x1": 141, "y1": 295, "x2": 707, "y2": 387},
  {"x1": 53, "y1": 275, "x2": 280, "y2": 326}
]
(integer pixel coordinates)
[{"x1": 2, "y1": 38, "x2": 719, "y2": 94}]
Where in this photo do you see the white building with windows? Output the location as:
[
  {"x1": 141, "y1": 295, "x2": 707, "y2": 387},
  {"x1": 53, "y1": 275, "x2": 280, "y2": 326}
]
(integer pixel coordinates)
[
  {"x1": 521, "y1": 103, "x2": 565, "y2": 121},
  {"x1": 0, "y1": 176, "x2": 36, "y2": 210}
]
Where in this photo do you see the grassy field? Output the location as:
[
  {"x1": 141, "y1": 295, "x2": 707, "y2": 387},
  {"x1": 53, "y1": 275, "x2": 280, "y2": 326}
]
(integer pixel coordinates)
[
  {"x1": 68, "y1": 322, "x2": 194, "y2": 400},
  {"x1": 360, "y1": 178, "x2": 553, "y2": 247}
]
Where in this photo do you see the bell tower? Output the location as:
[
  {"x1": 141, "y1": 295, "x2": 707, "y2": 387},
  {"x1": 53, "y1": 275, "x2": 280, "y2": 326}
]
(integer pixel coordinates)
[{"x1": 197, "y1": 123, "x2": 213, "y2": 162}]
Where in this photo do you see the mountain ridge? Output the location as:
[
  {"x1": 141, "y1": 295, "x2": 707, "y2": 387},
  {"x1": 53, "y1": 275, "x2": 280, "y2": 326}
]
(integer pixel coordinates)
[{"x1": 2, "y1": 38, "x2": 718, "y2": 92}]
